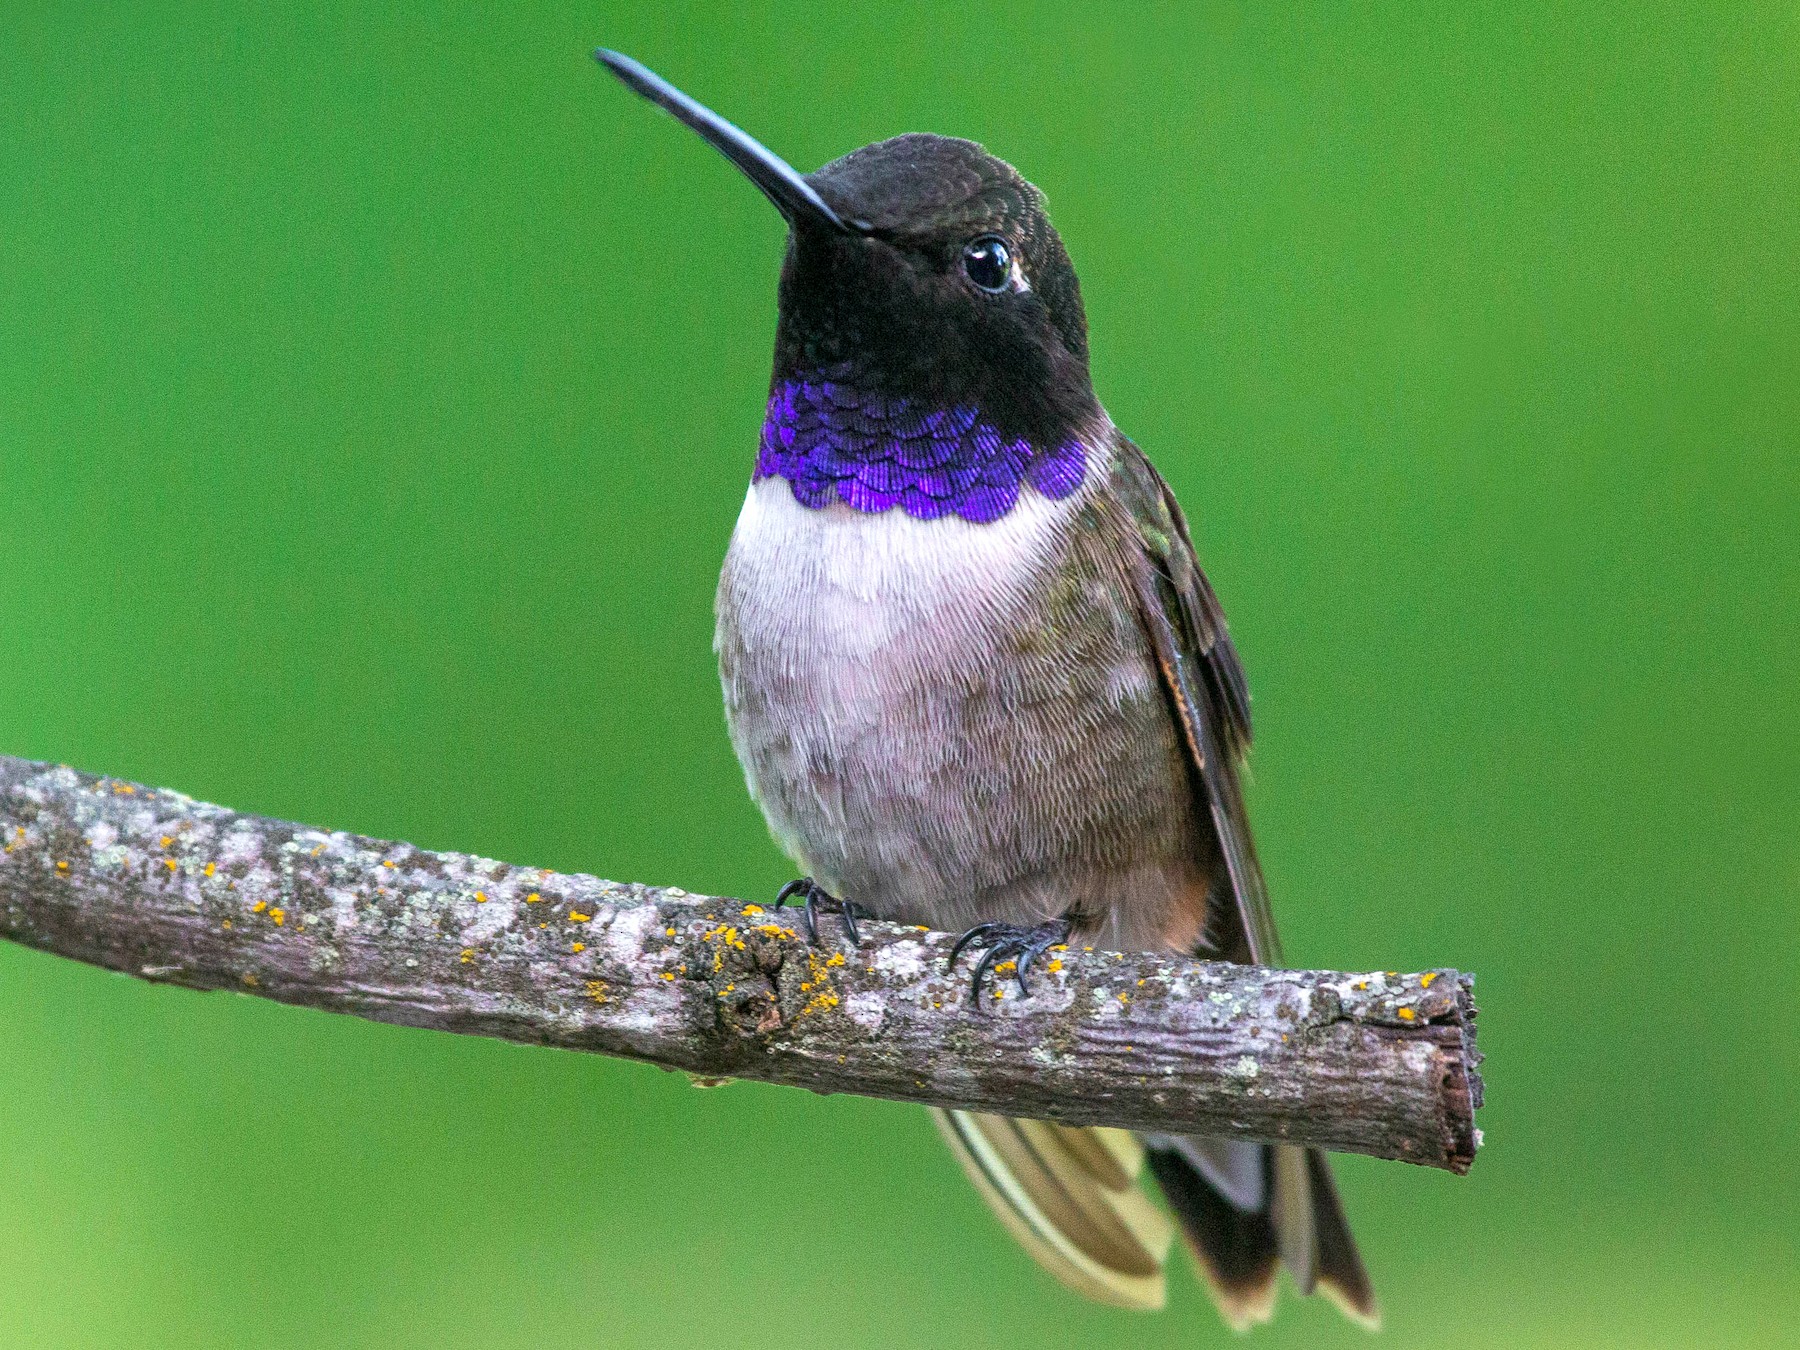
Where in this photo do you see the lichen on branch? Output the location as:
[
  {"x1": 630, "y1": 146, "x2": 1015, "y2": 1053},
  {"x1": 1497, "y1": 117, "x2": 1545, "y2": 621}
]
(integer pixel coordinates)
[{"x1": 0, "y1": 756, "x2": 1481, "y2": 1172}]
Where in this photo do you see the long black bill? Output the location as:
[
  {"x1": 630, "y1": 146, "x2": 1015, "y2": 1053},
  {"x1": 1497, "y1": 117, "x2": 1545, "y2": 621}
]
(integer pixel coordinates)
[{"x1": 594, "y1": 50, "x2": 862, "y2": 234}]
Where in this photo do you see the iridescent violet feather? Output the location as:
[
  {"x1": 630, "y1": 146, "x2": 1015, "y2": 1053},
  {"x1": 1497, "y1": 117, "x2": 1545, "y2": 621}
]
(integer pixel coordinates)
[{"x1": 756, "y1": 377, "x2": 1088, "y2": 524}]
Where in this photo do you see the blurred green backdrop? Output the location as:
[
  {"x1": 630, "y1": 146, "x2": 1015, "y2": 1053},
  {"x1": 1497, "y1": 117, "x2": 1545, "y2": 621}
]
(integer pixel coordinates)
[{"x1": 3, "y1": 3, "x2": 1796, "y2": 1347}]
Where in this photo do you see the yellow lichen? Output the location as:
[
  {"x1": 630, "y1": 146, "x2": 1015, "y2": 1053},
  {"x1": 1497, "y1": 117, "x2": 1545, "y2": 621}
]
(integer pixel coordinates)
[
  {"x1": 569, "y1": 910, "x2": 592, "y2": 923},
  {"x1": 204, "y1": 862, "x2": 215, "y2": 877},
  {"x1": 160, "y1": 835, "x2": 172, "y2": 848},
  {"x1": 1420, "y1": 972, "x2": 1438, "y2": 988},
  {"x1": 586, "y1": 980, "x2": 609, "y2": 1003},
  {"x1": 222, "y1": 919, "x2": 232, "y2": 930},
  {"x1": 571, "y1": 942, "x2": 586, "y2": 953},
  {"x1": 251, "y1": 900, "x2": 267, "y2": 914},
  {"x1": 164, "y1": 858, "x2": 178, "y2": 872},
  {"x1": 474, "y1": 890, "x2": 487, "y2": 903},
  {"x1": 700, "y1": 923, "x2": 748, "y2": 973},
  {"x1": 381, "y1": 860, "x2": 396, "y2": 869},
  {"x1": 796, "y1": 949, "x2": 841, "y2": 1018},
  {"x1": 459, "y1": 948, "x2": 475, "y2": 964},
  {"x1": 1397, "y1": 1007, "x2": 1417, "y2": 1021},
  {"x1": 665, "y1": 926, "x2": 677, "y2": 937},
  {"x1": 242, "y1": 972, "x2": 258, "y2": 986},
  {"x1": 525, "y1": 891, "x2": 541, "y2": 904},
  {"x1": 660, "y1": 971, "x2": 675, "y2": 981},
  {"x1": 269, "y1": 908, "x2": 285, "y2": 926},
  {"x1": 55, "y1": 860, "x2": 68, "y2": 872},
  {"x1": 740, "y1": 904, "x2": 764, "y2": 916},
  {"x1": 1047, "y1": 959, "x2": 1063, "y2": 973},
  {"x1": 1118, "y1": 992, "x2": 1131, "y2": 1005}
]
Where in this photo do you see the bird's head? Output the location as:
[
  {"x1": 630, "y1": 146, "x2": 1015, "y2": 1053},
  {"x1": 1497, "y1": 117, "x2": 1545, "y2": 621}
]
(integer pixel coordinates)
[{"x1": 599, "y1": 52, "x2": 1102, "y2": 520}]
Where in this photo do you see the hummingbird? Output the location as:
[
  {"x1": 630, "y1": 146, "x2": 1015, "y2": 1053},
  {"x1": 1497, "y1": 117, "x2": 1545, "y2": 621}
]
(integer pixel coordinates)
[{"x1": 596, "y1": 50, "x2": 1377, "y2": 1329}]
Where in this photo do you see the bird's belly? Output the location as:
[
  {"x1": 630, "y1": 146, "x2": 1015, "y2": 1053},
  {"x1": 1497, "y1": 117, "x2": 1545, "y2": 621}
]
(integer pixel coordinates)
[{"x1": 716, "y1": 478, "x2": 1200, "y2": 944}]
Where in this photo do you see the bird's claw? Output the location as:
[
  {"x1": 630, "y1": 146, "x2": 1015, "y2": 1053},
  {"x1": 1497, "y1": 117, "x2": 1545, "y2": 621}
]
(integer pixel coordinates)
[
  {"x1": 946, "y1": 918, "x2": 1074, "y2": 1011},
  {"x1": 773, "y1": 877, "x2": 866, "y2": 948}
]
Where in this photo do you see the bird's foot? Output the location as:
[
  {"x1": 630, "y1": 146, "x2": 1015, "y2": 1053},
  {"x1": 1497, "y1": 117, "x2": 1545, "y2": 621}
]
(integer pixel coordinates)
[
  {"x1": 946, "y1": 918, "x2": 1074, "y2": 1010},
  {"x1": 773, "y1": 878, "x2": 866, "y2": 948}
]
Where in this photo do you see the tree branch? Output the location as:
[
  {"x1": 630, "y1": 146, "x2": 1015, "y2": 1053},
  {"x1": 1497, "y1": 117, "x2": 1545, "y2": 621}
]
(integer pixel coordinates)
[{"x1": 0, "y1": 756, "x2": 1481, "y2": 1172}]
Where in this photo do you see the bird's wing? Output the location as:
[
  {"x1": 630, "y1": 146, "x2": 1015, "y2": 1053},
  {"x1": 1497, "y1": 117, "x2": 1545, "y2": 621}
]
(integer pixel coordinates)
[
  {"x1": 1101, "y1": 432, "x2": 1280, "y2": 966},
  {"x1": 936, "y1": 438, "x2": 1379, "y2": 1328}
]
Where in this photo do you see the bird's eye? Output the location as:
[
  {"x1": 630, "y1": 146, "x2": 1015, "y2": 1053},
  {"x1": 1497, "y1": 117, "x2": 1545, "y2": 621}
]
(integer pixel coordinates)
[{"x1": 962, "y1": 235, "x2": 1012, "y2": 292}]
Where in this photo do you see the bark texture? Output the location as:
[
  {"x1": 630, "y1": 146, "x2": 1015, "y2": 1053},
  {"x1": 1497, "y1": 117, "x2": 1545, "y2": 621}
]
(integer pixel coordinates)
[{"x1": 0, "y1": 756, "x2": 1482, "y2": 1171}]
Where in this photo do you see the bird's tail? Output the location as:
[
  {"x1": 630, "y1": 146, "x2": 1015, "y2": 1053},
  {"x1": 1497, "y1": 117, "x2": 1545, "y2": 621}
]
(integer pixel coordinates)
[
  {"x1": 934, "y1": 1109, "x2": 1377, "y2": 1328},
  {"x1": 1142, "y1": 1136, "x2": 1378, "y2": 1330},
  {"x1": 930, "y1": 1110, "x2": 1174, "y2": 1309}
]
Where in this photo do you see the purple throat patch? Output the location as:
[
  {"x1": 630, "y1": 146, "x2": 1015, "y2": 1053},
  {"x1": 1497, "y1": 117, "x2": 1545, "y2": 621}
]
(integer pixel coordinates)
[{"x1": 755, "y1": 376, "x2": 1088, "y2": 523}]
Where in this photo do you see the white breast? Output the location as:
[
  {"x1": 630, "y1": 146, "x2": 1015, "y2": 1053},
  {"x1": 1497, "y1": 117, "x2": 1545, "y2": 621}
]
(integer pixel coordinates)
[
  {"x1": 713, "y1": 464, "x2": 1195, "y2": 940},
  {"x1": 714, "y1": 472, "x2": 1093, "y2": 901},
  {"x1": 718, "y1": 477, "x2": 1083, "y2": 667}
]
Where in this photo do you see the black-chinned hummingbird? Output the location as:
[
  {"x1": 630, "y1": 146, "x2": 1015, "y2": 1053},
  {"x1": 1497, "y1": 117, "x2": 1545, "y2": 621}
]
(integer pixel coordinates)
[{"x1": 596, "y1": 49, "x2": 1377, "y2": 1328}]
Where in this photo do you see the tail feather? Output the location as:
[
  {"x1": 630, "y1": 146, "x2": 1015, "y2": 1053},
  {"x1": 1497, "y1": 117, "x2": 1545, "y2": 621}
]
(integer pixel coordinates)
[
  {"x1": 1165, "y1": 1134, "x2": 1266, "y2": 1210},
  {"x1": 1306, "y1": 1147, "x2": 1380, "y2": 1329},
  {"x1": 1045, "y1": 1121, "x2": 1140, "y2": 1192},
  {"x1": 1143, "y1": 1142, "x2": 1279, "y2": 1330},
  {"x1": 1145, "y1": 1136, "x2": 1379, "y2": 1331},
  {"x1": 1271, "y1": 1143, "x2": 1317, "y2": 1293},
  {"x1": 931, "y1": 1110, "x2": 1173, "y2": 1310},
  {"x1": 936, "y1": 1111, "x2": 1375, "y2": 1328}
]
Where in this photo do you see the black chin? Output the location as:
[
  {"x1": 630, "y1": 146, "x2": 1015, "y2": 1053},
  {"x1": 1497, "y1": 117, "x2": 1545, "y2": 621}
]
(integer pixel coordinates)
[{"x1": 772, "y1": 234, "x2": 1099, "y2": 453}]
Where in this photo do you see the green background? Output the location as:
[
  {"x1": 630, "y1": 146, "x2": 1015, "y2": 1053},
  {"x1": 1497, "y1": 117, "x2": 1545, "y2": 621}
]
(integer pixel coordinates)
[{"x1": 3, "y1": 4, "x2": 1796, "y2": 1346}]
